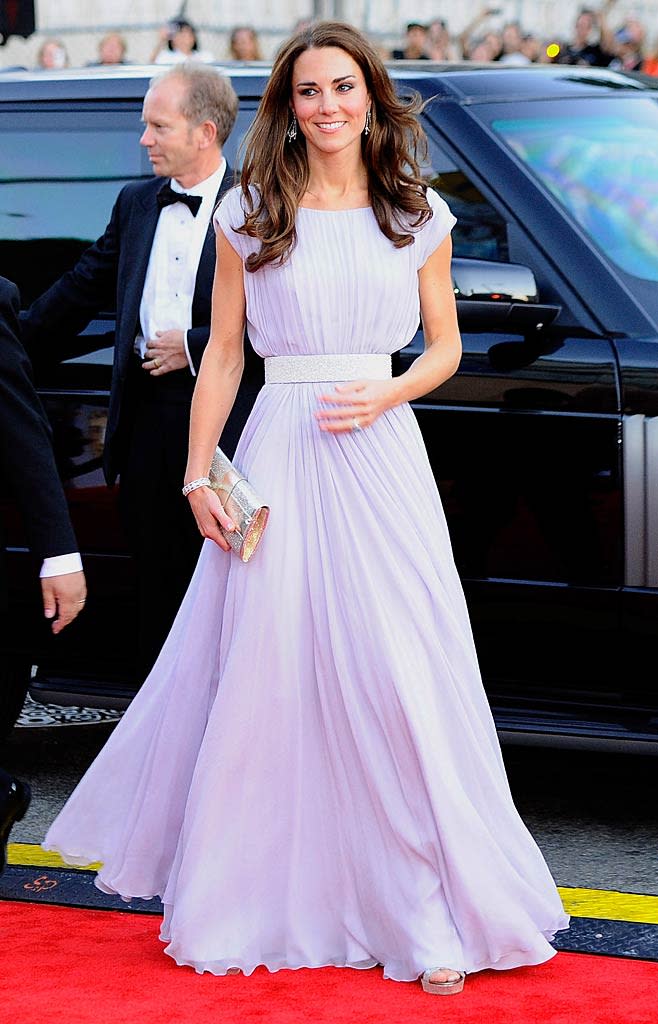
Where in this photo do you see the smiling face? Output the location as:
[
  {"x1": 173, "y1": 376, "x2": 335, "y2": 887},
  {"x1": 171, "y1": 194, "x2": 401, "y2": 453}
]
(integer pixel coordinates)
[{"x1": 290, "y1": 47, "x2": 370, "y2": 158}]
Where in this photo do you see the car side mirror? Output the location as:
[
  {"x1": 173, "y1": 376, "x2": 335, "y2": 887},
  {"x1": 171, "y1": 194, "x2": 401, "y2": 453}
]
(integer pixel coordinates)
[{"x1": 452, "y1": 258, "x2": 561, "y2": 333}]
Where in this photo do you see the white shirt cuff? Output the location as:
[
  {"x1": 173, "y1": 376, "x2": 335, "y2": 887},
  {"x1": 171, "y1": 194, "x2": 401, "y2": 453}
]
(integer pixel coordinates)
[
  {"x1": 183, "y1": 331, "x2": 196, "y2": 377},
  {"x1": 40, "y1": 553, "x2": 83, "y2": 578}
]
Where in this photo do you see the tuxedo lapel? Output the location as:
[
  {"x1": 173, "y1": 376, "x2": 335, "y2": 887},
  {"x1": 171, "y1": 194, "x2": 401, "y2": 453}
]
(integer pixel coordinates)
[
  {"x1": 191, "y1": 165, "x2": 236, "y2": 321},
  {"x1": 116, "y1": 181, "x2": 164, "y2": 357},
  {"x1": 122, "y1": 183, "x2": 162, "y2": 324}
]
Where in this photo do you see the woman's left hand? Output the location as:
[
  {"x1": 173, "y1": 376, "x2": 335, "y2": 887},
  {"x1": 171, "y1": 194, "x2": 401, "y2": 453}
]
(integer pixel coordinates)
[{"x1": 315, "y1": 380, "x2": 399, "y2": 433}]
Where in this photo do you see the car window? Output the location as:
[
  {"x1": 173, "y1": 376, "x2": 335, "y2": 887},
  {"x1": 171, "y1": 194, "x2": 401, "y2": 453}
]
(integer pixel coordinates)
[
  {"x1": 0, "y1": 110, "x2": 148, "y2": 304},
  {"x1": 0, "y1": 125, "x2": 149, "y2": 181},
  {"x1": 492, "y1": 98, "x2": 658, "y2": 283},
  {"x1": 420, "y1": 125, "x2": 509, "y2": 262},
  {"x1": 0, "y1": 106, "x2": 255, "y2": 307}
]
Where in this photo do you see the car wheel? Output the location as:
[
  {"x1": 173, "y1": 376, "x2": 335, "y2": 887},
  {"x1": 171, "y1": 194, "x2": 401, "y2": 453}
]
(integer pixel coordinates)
[{"x1": 0, "y1": 656, "x2": 30, "y2": 740}]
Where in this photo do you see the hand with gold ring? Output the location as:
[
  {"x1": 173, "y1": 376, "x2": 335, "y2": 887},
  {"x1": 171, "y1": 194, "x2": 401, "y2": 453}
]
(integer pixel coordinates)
[
  {"x1": 144, "y1": 329, "x2": 190, "y2": 376},
  {"x1": 40, "y1": 570, "x2": 87, "y2": 635}
]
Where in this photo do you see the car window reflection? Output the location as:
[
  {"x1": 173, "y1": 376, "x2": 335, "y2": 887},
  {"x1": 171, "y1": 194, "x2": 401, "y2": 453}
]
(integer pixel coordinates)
[{"x1": 493, "y1": 99, "x2": 658, "y2": 282}]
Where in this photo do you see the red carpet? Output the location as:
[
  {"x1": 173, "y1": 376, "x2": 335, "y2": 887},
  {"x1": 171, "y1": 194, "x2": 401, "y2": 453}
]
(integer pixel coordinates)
[{"x1": 2, "y1": 902, "x2": 657, "y2": 1023}]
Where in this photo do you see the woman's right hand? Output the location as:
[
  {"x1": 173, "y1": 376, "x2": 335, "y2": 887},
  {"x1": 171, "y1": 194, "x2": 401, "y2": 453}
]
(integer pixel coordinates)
[{"x1": 186, "y1": 487, "x2": 236, "y2": 552}]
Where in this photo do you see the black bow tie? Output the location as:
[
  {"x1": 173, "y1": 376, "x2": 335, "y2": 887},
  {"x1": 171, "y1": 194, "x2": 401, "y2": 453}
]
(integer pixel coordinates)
[{"x1": 156, "y1": 182, "x2": 202, "y2": 217}]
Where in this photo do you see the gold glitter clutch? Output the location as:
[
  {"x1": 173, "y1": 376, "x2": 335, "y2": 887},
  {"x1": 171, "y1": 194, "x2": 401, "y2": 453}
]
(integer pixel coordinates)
[{"x1": 208, "y1": 447, "x2": 269, "y2": 563}]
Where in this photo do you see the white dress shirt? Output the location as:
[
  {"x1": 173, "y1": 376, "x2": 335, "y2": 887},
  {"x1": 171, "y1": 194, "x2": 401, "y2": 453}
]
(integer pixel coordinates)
[
  {"x1": 38, "y1": 167, "x2": 225, "y2": 578},
  {"x1": 135, "y1": 160, "x2": 226, "y2": 376},
  {"x1": 40, "y1": 552, "x2": 83, "y2": 577}
]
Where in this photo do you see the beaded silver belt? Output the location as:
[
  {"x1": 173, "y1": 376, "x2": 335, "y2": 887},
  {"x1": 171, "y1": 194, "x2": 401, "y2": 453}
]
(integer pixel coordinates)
[{"x1": 264, "y1": 354, "x2": 392, "y2": 384}]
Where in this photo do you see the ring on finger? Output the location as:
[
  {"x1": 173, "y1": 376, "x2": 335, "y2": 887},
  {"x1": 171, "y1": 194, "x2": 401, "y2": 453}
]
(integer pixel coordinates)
[
  {"x1": 153, "y1": 357, "x2": 160, "y2": 368},
  {"x1": 351, "y1": 417, "x2": 362, "y2": 432}
]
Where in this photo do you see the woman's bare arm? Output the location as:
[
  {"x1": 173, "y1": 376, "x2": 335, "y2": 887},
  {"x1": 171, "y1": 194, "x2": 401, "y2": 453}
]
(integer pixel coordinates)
[{"x1": 184, "y1": 229, "x2": 247, "y2": 549}]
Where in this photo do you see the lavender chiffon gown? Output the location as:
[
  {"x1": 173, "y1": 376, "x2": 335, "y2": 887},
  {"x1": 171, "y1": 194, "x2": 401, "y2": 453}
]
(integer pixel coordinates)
[{"x1": 44, "y1": 186, "x2": 569, "y2": 979}]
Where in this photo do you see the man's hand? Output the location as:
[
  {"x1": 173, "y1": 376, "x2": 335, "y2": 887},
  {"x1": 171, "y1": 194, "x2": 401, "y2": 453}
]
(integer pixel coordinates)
[
  {"x1": 143, "y1": 330, "x2": 189, "y2": 375},
  {"x1": 41, "y1": 571, "x2": 87, "y2": 635}
]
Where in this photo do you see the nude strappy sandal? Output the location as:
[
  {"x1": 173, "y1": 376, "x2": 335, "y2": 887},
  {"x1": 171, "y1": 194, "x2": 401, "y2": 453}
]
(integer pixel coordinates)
[{"x1": 420, "y1": 968, "x2": 466, "y2": 995}]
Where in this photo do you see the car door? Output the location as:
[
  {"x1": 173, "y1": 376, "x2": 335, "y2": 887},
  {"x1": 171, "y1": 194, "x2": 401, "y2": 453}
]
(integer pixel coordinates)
[
  {"x1": 0, "y1": 102, "x2": 154, "y2": 685},
  {"x1": 403, "y1": 98, "x2": 624, "y2": 718}
]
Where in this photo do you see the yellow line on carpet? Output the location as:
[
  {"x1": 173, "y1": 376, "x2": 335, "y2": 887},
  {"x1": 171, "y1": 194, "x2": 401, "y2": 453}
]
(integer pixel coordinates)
[
  {"x1": 7, "y1": 843, "x2": 101, "y2": 871},
  {"x1": 6, "y1": 844, "x2": 658, "y2": 924},
  {"x1": 558, "y1": 887, "x2": 658, "y2": 924}
]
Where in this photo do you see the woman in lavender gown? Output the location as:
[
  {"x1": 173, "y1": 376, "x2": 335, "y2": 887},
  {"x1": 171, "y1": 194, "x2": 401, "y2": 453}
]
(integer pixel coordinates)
[{"x1": 44, "y1": 22, "x2": 569, "y2": 993}]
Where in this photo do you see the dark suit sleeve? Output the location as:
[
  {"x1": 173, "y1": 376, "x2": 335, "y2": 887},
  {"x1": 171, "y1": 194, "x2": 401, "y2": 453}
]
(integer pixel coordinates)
[
  {"x1": 20, "y1": 186, "x2": 126, "y2": 357},
  {"x1": 186, "y1": 326, "x2": 210, "y2": 374},
  {"x1": 0, "y1": 278, "x2": 78, "y2": 561}
]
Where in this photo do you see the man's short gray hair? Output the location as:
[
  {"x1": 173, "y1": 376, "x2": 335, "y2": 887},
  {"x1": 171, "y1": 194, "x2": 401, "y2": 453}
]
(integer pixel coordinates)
[{"x1": 150, "y1": 63, "x2": 239, "y2": 146}]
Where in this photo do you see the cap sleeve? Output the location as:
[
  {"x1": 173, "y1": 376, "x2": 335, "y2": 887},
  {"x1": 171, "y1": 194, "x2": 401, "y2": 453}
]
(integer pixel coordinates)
[
  {"x1": 213, "y1": 186, "x2": 253, "y2": 260},
  {"x1": 415, "y1": 187, "x2": 457, "y2": 268}
]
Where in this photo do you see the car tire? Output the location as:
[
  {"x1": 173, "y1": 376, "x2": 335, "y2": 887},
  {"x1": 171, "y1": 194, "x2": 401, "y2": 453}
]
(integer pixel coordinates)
[{"x1": 0, "y1": 656, "x2": 30, "y2": 740}]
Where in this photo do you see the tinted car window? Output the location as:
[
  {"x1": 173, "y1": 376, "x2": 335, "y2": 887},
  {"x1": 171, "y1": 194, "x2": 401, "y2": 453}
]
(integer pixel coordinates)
[
  {"x1": 421, "y1": 121, "x2": 509, "y2": 262},
  {"x1": 492, "y1": 97, "x2": 658, "y2": 282},
  {"x1": 0, "y1": 121, "x2": 148, "y2": 180},
  {"x1": 0, "y1": 110, "x2": 149, "y2": 304},
  {"x1": 0, "y1": 105, "x2": 256, "y2": 306}
]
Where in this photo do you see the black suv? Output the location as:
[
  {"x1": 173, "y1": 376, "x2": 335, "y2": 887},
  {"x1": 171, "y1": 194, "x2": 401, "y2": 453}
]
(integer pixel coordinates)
[{"x1": 2, "y1": 63, "x2": 658, "y2": 748}]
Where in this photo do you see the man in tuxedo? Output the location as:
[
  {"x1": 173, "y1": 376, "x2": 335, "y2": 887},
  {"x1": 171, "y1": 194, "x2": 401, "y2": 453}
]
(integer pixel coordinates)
[
  {"x1": 22, "y1": 63, "x2": 262, "y2": 676},
  {"x1": 0, "y1": 275, "x2": 87, "y2": 873}
]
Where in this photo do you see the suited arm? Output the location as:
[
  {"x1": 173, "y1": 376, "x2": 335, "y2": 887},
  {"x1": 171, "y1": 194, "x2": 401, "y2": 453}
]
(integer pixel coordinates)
[
  {"x1": 20, "y1": 187, "x2": 126, "y2": 360},
  {"x1": 186, "y1": 326, "x2": 210, "y2": 375},
  {"x1": 0, "y1": 281, "x2": 78, "y2": 562}
]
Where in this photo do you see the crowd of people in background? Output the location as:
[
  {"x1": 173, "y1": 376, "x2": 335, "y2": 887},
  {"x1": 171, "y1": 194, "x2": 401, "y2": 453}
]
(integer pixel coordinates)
[{"x1": 22, "y1": 5, "x2": 658, "y2": 77}]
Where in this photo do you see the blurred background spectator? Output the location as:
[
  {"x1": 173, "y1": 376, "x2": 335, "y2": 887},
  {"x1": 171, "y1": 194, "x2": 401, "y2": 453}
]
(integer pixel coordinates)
[
  {"x1": 498, "y1": 20, "x2": 532, "y2": 63},
  {"x1": 291, "y1": 18, "x2": 316, "y2": 35},
  {"x1": 2, "y1": 4, "x2": 657, "y2": 74},
  {"x1": 88, "y1": 32, "x2": 128, "y2": 67},
  {"x1": 426, "y1": 18, "x2": 457, "y2": 60},
  {"x1": 609, "y1": 25, "x2": 644, "y2": 69},
  {"x1": 149, "y1": 17, "x2": 213, "y2": 65},
  {"x1": 391, "y1": 22, "x2": 429, "y2": 60},
  {"x1": 36, "y1": 37, "x2": 68, "y2": 70},
  {"x1": 459, "y1": 8, "x2": 504, "y2": 60},
  {"x1": 556, "y1": 4, "x2": 615, "y2": 65},
  {"x1": 228, "y1": 26, "x2": 262, "y2": 61},
  {"x1": 644, "y1": 39, "x2": 658, "y2": 74},
  {"x1": 520, "y1": 33, "x2": 543, "y2": 62}
]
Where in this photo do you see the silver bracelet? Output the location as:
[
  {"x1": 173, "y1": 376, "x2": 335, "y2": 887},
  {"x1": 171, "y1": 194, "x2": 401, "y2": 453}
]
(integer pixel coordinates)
[{"x1": 182, "y1": 476, "x2": 211, "y2": 497}]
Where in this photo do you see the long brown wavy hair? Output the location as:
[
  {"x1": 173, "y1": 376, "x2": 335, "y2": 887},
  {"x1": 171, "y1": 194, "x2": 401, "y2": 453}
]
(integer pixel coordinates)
[{"x1": 237, "y1": 21, "x2": 432, "y2": 272}]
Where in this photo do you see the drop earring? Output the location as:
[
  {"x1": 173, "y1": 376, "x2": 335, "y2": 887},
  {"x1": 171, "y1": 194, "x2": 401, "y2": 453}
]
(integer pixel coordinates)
[
  {"x1": 287, "y1": 113, "x2": 298, "y2": 143},
  {"x1": 364, "y1": 109, "x2": 372, "y2": 136}
]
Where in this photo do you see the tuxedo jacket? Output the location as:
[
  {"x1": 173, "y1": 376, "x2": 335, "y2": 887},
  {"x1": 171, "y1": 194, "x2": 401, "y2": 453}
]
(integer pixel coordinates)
[
  {"x1": 0, "y1": 277, "x2": 77, "y2": 606},
  {"x1": 21, "y1": 166, "x2": 261, "y2": 484}
]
